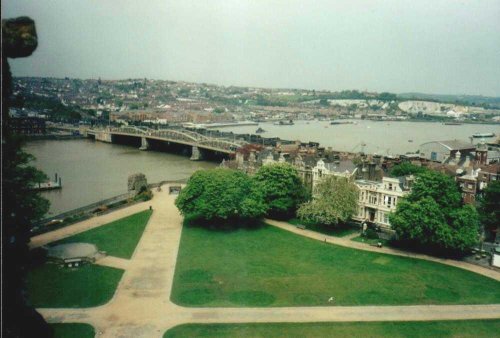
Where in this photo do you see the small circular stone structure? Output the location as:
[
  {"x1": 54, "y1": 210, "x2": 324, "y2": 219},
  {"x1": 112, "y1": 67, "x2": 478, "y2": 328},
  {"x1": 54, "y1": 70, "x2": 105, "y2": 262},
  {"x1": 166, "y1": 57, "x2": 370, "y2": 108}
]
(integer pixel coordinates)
[{"x1": 47, "y1": 243, "x2": 100, "y2": 267}]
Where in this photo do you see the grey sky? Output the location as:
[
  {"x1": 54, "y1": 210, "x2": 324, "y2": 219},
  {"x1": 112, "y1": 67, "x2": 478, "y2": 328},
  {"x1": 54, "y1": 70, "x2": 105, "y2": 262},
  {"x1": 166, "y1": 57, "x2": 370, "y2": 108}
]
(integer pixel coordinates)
[{"x1": 4, "y1": 0, "x2": 500, "y2": 95}]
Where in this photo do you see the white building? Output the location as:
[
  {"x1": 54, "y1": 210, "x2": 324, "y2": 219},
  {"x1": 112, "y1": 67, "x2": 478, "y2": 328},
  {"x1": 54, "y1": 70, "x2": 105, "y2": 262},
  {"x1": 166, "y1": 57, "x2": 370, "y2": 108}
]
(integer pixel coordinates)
[
  {"x1": 311, "y1": 159, "x2": 357, "y2": 190},
  {"x1": 353, "y1": 176, "x2": 413, "y2": 230}
]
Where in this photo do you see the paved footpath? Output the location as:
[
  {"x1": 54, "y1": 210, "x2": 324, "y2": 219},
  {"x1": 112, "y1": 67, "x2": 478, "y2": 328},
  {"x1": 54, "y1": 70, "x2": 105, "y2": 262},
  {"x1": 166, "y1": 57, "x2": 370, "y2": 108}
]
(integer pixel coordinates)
[
  {"x1": 36, "y1": 185, "x2": 500, "y2": 338},
  {"x1": 30, "y1": 200, "x2": 151, "y2": 249}
]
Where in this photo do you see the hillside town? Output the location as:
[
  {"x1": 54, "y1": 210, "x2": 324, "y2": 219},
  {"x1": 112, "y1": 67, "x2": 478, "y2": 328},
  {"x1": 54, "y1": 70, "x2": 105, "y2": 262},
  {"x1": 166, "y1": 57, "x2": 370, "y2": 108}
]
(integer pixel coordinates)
[{"x1": 11, "y1": 77, "x2": 500, "y2": 125}]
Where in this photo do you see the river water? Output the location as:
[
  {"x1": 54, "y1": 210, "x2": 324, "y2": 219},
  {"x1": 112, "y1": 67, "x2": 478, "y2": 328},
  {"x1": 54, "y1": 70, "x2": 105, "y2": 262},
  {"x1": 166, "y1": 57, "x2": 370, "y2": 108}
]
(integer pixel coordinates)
[
  {"x1": 225, "y1": 120, "x2": 499, "y2": 155},
  {"x1": 26, "y1": 139, "x2": 216, "y2": 215},
  {"x1": 26, "y1": 121, "x2": 498, "y2": 215}
]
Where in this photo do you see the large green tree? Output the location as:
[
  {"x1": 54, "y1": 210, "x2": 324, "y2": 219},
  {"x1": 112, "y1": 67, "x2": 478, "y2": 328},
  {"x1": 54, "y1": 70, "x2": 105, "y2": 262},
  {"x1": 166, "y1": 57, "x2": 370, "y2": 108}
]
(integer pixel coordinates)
[
  {"x1": 389, "y1": 162, "x2": 428, "y2": 178},
  {"x1": 297, "y1": 176, "x2": 359, "y2": 226},
  {"x1": 390, "y1": 171, "x2": 479, "y2": 255},
  {"x1": 253, "y1": 163, "x2": 308, "y2": 219},
  {"x1": 478, "y1": 181, "x2": 500, "y2": 240},
  {"x1": 175, "y1": 169, "x2": 266, "y2": 224},
  {"x1": 405, "y1": 170, "x2": 462, "y2": 215}
]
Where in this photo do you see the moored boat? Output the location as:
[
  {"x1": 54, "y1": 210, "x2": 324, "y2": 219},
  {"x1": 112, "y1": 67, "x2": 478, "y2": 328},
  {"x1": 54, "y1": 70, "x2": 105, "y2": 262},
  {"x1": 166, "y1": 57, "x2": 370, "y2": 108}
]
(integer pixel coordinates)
[
  {"x1": 273, "y1": 120, "x2": 294, "y2": 126},
  {"x1": 472, "y1": 132, "x2": 495, "y2": 138},
  {"x1": 330, "y1": 120, "x2": 355, "y2": 125}
]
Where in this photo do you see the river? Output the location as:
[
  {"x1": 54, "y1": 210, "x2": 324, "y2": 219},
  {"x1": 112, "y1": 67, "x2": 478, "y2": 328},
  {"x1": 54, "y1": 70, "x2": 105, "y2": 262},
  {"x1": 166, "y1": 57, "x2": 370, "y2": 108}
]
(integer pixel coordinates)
[
  {"x1": 26, "y1": 139, "x2": 216, "y2": 215},
  {"x1": 26, "y1": 121, "x2": 498, "y2": 215},
  {"x1": 225, "y1": 120, "x2": 499, "y2": 155}
]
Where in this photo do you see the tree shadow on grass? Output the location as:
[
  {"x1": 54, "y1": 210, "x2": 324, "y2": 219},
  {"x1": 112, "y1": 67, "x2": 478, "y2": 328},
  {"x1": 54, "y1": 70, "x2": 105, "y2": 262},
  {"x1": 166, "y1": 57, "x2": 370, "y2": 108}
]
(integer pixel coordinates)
[
  {"x1": 183, "y1": 217, "x2": 267, "y2": 233},
  {"x1": 287, "y1": 218, "x2": 360, "y2": 237}
]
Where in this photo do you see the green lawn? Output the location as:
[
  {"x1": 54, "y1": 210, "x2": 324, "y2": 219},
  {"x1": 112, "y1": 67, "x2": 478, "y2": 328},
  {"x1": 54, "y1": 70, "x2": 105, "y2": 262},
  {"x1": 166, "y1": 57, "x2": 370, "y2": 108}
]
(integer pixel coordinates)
[
  {"x1": 54, "y1": 210, "x2": 152, "y2": 259},
  {"x1": 288, "y1": 218, "x2": 359, "y2": 237},
  {"x1": 164, "y1": 320, "x2": 500, "y2": 338},
  {"x1": 27, "y1": 263, "x2": 123, "y2": 308},
  {"x1": 51, "y1": 323, "x2": 95, "y2": 338},
  {"x1": 171, "y1": 224, "x2": 500, "y2": 307}
]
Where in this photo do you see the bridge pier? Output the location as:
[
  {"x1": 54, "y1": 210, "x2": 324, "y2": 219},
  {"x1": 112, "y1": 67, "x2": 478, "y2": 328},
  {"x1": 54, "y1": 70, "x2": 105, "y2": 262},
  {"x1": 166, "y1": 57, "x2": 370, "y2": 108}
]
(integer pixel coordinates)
[
  {"x1": 190, "y1": 146, "x2": 202, "y2": 161},
  {"x1": 95, "y1": 131, "x2": 112, "y2": 143},
  {"x1": 139, "y1": 137, "x2": 149, "y2": 151}
]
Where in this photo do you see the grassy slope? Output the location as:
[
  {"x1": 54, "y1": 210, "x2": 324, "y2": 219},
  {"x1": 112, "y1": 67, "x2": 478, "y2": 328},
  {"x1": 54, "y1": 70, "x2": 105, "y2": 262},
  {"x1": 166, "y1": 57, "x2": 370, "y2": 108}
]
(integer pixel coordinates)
[
  {"x1": 27, "y1": 264, "x2": 123, "y2": 308},
  {"x1": 171, "y1": 224, "x2": 500, "y2": 307},
  {"x1": 51, "y1": 323, "x2": 95, "y2": 338},
  {"x1": 54, "y1": 210, "x2": 152, "y2": 259},
  {"x1": 164, "y1": 320, "x2": 500, "y2": 338}
]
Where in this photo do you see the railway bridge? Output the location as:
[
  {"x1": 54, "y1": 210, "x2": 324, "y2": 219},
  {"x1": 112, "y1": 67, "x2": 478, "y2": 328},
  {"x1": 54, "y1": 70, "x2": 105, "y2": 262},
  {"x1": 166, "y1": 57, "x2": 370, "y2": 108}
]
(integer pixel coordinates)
[{"x1": 83, "y1": 126, "x2": 245, "y2": 160}]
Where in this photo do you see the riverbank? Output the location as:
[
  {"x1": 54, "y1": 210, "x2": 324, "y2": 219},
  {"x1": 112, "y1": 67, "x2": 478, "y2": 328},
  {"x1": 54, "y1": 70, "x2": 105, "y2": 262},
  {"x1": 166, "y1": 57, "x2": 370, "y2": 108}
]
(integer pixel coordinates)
[
  {"x1": 26, "y1": 139, "x2": 216, "y2": 215},
  {"x1": 31, "y1": 179, "x2": 187, "y2": 237},
  {"x1": 26, "y1": 134, "x2": 84, "y2": 141}
]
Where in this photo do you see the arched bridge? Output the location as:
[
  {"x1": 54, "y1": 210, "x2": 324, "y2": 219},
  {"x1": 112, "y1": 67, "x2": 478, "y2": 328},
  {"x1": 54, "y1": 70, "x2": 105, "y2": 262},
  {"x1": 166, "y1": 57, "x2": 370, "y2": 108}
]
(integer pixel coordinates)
[{"x1": 86, "y1": 126, "x2": 246, "y2": 159}]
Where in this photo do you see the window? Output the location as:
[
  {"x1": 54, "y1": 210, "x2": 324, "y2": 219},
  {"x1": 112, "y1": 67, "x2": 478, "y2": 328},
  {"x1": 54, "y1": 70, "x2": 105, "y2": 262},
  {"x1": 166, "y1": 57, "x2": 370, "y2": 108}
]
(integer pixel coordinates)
[
  {"x1": 388, "y1": 183, "x2": 393, "y2": 191},
  {"x1": 383, "y1": 213, "x2": 390, "y2": 224}
]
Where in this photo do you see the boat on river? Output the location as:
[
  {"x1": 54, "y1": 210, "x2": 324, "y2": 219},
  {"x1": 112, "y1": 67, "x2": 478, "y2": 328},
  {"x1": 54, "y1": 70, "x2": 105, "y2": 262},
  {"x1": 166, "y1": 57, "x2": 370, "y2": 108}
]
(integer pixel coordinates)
[
  {"x1": 472, "y1": 132, "x2": 495, "y2": 138},
  {"x1": 273, "y1": 120, "x2": 294, "y2": 126},
  {"x1": 330, "y1": 120, "x2": 356, "y2": 125},
  {"x1": 444, "y1": 122, "x2": 462, "y2": 125},
  {"x1": 255, "y1": 127, "x2": 266, "y2": 133}
]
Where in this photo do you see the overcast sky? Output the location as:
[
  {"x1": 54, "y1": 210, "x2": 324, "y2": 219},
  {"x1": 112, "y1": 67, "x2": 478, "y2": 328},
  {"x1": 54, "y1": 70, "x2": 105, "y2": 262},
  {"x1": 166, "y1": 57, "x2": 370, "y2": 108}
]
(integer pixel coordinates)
[{"x1": 4, "y1": 0, "x2": 500, "y2": 96}]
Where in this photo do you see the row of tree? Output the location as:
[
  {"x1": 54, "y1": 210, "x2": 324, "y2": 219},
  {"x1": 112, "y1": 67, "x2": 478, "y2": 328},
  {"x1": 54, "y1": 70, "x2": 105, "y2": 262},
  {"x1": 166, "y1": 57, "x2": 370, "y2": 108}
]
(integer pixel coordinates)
[{"x1": 175, "y1": 164, "x2": 308, "y2": 224}]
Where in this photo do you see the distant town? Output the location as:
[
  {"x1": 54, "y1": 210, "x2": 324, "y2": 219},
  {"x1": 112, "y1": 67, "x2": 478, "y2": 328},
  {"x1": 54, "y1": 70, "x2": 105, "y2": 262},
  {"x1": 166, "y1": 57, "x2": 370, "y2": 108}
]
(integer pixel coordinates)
[{"x1": 10, "y1": 77, "x2": 500, "y2": 126}]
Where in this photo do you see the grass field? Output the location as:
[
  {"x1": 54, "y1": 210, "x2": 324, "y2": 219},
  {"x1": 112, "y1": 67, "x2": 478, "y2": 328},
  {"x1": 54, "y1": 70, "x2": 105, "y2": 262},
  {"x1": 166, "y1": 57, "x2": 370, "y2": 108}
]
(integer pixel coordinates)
[
  {"x1": 288, "y1": 218, "x2": 359, "y2": 237},
  {"x1": 171, "y1": 223, "x2": 500, "y2": 307},
  {"x1": 51, "y1": 323, "x2": 95, "y2": 338},
  {"x1": 27, "y1": 263, "x2": 123, "y2": 308},
  {"x1": 54, "y1": 210, "x2": 152, "y2": 259},
  {"x1": 164, "y1": 320, "x2": 500, "y2": 338}
]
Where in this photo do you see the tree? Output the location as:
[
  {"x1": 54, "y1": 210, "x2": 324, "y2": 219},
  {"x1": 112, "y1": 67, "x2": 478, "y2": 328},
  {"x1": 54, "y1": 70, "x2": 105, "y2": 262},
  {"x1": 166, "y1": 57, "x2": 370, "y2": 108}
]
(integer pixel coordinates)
[
  {"x1": 406, "y1": 171, "x2": 462, "y2": 215},
  {"x1": 175, "y1": 169, "x2": 266, "y2": 224},
  {"x1": 297, "y1": 176, "x2": 359, "y2": 226},
  {"x1": 319, "y1": 98, "x2": 329, "y2": 106},
  {"x1": 478, "y1": 181, "x2": 500, "y2": 240},
  {"x1": 253, "y1": 163, "x2": 308, "y2": 219},
  {"x1": 2, "y1": 16, "x2": 53, "y2": 337},
  {"x1": 389, "y1": 162, "x2": 428, "y2": 178},
  {"x1": 390, "y1": 171, "x2": 479, "y2": 255}
]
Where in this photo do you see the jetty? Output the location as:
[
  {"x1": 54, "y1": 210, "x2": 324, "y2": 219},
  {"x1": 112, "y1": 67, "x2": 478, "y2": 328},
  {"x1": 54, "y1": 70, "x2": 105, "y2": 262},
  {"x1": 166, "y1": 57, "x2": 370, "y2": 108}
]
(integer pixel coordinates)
[{"x1": 33, "y1": 173, "x2": 62, "y2": 191}]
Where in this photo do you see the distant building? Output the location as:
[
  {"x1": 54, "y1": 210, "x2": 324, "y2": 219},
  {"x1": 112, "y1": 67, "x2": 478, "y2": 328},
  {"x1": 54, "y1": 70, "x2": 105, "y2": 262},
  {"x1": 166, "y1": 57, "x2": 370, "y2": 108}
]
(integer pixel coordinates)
[
  {"x1": 353, "y1": 176, "x2": 414, "y2": 230},
  {"x1": 9, "y1": 117, "x2": 46, "y2": 134},
  {"x1": 419, "y1": 140, "x2": 476, "y2": 163},
  {"x1": 312, "y1": 159, "x2": 358, "y2": 190},
  {"x1": 457, "y1": 164, "x2": 500, "y2": 204}
]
